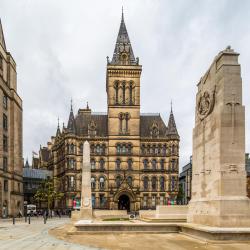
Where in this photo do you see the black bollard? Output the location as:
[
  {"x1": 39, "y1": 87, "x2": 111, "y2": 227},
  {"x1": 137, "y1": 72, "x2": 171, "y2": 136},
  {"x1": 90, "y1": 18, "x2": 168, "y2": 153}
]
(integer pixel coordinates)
[
  {"x1": 28, "y1": 215, "x2": 31, "y2": 224},
  {"x1": 44, "y1": 216, "x2": 46, "y2": 224},
  {"x1": 13, "y1": 217, "x2": 15, "y2": 225}
]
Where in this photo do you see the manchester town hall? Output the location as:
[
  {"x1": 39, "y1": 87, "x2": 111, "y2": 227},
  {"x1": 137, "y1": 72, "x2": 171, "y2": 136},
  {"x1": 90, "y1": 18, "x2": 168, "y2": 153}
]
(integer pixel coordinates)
[{"x1": 39, "y1": 12, "x2": 180, "y2": 211}]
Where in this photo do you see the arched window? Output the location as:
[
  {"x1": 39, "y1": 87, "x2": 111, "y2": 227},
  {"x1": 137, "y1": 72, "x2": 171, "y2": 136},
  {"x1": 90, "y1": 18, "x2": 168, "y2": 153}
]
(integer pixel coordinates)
[
  {"x1": 116, "y1": 159, "x2": 121, "y2": 170},
  {"x1": 117, "y1": 144, "x2": 121, "y2": 154},
  {"x1": 90, "y1": 144, "x2": 95, "y2": 154},
  {"x1": 68, "y1": 158, "x2": 75, "y2": 169},
  {"x1": 96, "y1": 144, "x2": 100, "y2": 154},
  {"x1": 152, "y1": 176, "x2": 157, "y2": 191},
  {"x1": 79, "y1": 143, "x2": 83, "y2": 154},
  {"x1": 171, "y1": 176, "x2": 176, "y2": 191},
  {"x1": 100, "y1": 159, "x2": 105, "y2": 170},
  {"x1": 171, "y1": 160, "x2": 176, "y2": 171},
  {"x1": 115, "y1": 81, "x2": 119, "y2": 104},
  {"x1": 91, "y1": 177, "x2": 96, "y2": 189},
  {"x1": 160, "y1": 176, "x2": 165, "y2": 191},
  {"x1": 143, "y1": 176, "x2": 149, "y2": 190},
  {"x1": 69, "y1": 143, "x2": 75, "y2": 154},
  {"x1": 101, "y1": 144, "x2": 106, "y2": 154},
  {"x1": 122, "y1": 82, "x2": 126, "y2": 104},
  {"x1": 116, "y1": 176, "x2": 121, "y2": 188},
  {"x1": 69, "y1": 176, "x2": 75, "y2": 190},
  {"x1": 160, "y1": 159, "x2": 164, "y2": 170},
  {"x1": 143, "y1": 159, "x2": 149, "y2": 170},
  {"x1": 91, "y1": 159, "x2": 96, "y2": 170},
  {"x1": 127, "y1": 176, "x2": 132, "y2": 186},
  {"x1": 129, "y1": 82, "x2": 133, "y2": 104},
  {"x1": 163, "y1": 145, "x2": 167, "y2": 156},
  {"x1": 127, "y1": 143, "x2": 132, "y2": 154},
  {"x1": 152, "y1": 159, "x2": 157, "y2": 170},
  {"x1": 127, "y1": 159, "x2": 133, "y2": 170},
  {"x1": 122, "y1": 144, "x2": 126, "y2": 153},
  {"x1": 171, "y1": 145, "x2": 175, "y2": 155},
  {"x1": 100, "y1": 177, "x2": 105, "y2": 189}
]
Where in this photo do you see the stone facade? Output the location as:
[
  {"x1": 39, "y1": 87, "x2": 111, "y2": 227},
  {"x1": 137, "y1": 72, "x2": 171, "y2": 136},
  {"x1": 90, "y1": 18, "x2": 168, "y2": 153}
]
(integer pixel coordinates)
[
  {"x1": 187, "y1": 46, "x2": 250, "y2": 227},
  {"x1": 0, "y1": 19, "x2": 23, "y2": 217},
  {"x1": 39, "y1": 12, "x2": 179, "y2": 212}
]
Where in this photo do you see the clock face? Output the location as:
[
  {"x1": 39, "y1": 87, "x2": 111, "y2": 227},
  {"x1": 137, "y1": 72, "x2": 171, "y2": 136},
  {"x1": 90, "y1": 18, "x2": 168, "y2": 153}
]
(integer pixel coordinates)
[{"x1": 83, "y1": 197, "x2": 90, "y2": 207}]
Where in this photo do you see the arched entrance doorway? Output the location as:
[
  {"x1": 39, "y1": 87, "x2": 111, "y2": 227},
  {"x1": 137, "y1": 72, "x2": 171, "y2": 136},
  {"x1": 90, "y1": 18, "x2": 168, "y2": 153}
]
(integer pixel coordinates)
[{"x1": 118, "y1": 194, "x2": 130, "y2": 212}]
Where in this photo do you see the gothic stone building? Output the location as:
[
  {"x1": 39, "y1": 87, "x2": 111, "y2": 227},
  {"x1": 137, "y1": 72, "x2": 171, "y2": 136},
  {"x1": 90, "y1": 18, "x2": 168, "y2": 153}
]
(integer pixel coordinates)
[
  {"x1": 0, "y1": 19, "x2": 23, "y2": 217},
  {"x1": 41, "y1": 13, "x2": 179, "y2": 211}
]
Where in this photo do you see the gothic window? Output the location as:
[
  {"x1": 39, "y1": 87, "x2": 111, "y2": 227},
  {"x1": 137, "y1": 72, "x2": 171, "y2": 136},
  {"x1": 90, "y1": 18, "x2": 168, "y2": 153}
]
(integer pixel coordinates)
[
  {"x1": 152, "y1": 159, "x2": 157, "y2": 170},
  {"x1": 90, "y1": 144, "x2": 95, "y2": 154},
  {"x1": 127, "y1": 143, "x2": 132, "y2": 154},
  {"x1": 116, "y1": 176, "x2": 121, "y2": 188},
  {"x1": 171, "y1": 160, "x2": 176, "y2": 171},
  {"x1": 143, "y1": 195, "x2": 148, "y2": 207},
  {"x1": 69, "y1": 176, "x2": 75, "y2": 190},
  {"x1": 143, "y1": 176, "x2": 149, "y2": 190},
  {"x1": 3, "y1": 114, "x2": 8, "y2": 131},
  {"x1": 152, "y1": 177, "x2": 157, "y2": 191},
  {"x1": 96, "y1": 144, "x2": 100, "y2": 154},
  {"x1": 127, "y1": 176, "x2": 132, "y2": 186},
  {"x1": 122, "y1": 82, "x2": 126, "y2": 104},
  {"x1": 3, "y1": 135, "x2": 8, "y2": 152},
  {"x1": 162, "y1": 144, "x2": 167, "y2": 156},
  {"x1": 79, "y1": 143, "x2": 83, "y2": 154},
  {"x1": 152, "y1": 145, "x2": 157, "y2": 155},
  {"x1": 99, "y1": 177, "x2": 105, "y2": 190},
  {"x1": 100, "y1": 158, "x2": 105, "y2": 170},
  {"x1": 116, "y1": 144, "x2": 121, "y2": 154},
  {"x1": 125, "y1": 113, "x2": 130, "y2": 132},
  {"x1": 129, "y1": 82, "x2": 133, "y2": 104},
  {"x1": 150, "y1": 122, "x2": 159, "y2": 138},
  {"x1": 91, "y1": 177, "x2": 96, "y2": 189},
  {"x1": 3, "y1": 95, "x2": 8, "y2": 109},
  {"x1": 122, "y1": 144, "x2": 126, "y2": 153},
  {"x1": 114, "y1": 81, "x2": 119, "y2": 104},
  {"x1": 91, "y1": 159, "x2": 96, "y2": 170},
  {"x1": 143, "y1": 159, "x2": 149, "y2": 170},
  {"x1": 160, "y1": 159, "x2": 165, "y2": 170},
  {"x1": 160, "y1": 176, "x2": 165, "y2": 191},
  {"x1": 69, "y1": 143, "x2": 75, "y2": 154},
  {"x1": 3, "y1": 157, "x2": 7, "y2": 172},
  {"x1": 127, "y1": 159, "x2": 133, "y2": 170},
  {"x1": 101, "y1": 144, "x2": 106, "y2": 154},
  {"x1": 171, "y1": 145, "x2": 175, "y2": 155},
  {"x1": 171, "y1": 176, "x2": 176, "y2": 191},
  {"x1": 68, "y1": 158, "x2": 76, "y2": 169},
  {"x1": 116, "y1": 159, "x2": 121, "y2": 170}
]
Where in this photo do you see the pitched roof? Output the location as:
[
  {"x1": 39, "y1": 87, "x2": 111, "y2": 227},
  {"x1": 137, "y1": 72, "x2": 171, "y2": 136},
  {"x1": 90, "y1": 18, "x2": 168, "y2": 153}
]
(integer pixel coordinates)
[
  {"x1": 111, "y1": 11, "x2": 136, "y2": 65},
  {"x1": 0, "y1": 19, "x2": 6, "y2": 50},
  {"x1": 67, "y1": 103, "x2": 76, "y2": 133},
  {"x1": 140, "y1": 114, "x2": 168, "y2": 138}
]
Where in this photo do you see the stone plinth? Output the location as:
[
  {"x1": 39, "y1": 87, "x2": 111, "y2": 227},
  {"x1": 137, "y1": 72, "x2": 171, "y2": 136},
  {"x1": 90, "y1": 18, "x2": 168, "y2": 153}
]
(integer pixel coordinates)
[{"x1": 187, "y1": 47, "x2": 250, "y2": 227}]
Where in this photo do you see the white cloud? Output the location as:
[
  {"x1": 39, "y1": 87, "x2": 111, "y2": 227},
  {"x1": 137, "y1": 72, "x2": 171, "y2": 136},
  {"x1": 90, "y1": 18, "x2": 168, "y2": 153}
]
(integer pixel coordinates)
[{"x1": 0, "y1": 0, "x2": 250, "y2": 169}]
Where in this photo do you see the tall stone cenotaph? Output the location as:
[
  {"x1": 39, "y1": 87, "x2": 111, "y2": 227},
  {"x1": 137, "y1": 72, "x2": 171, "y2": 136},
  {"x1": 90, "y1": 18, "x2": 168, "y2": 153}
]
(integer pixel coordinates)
[
  {"x1": 187, "y1": 47, "x2": 250, "y2": 227},
  {"x1": 79, "y1": 140, "x2": 92, "y2": 222}
]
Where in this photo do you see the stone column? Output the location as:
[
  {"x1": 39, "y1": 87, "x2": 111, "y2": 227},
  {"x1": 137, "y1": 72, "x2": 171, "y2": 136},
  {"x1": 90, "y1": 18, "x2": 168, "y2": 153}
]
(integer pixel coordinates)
[{"x1": 79, "y1": 140, "x2": 92, "y2": 221}]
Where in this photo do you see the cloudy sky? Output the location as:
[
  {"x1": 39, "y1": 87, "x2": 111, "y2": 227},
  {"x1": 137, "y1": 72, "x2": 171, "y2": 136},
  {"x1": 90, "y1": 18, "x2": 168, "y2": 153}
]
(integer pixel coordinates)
[{"x1": 1, "y1": 0, "x2": 250, "y2": 168}]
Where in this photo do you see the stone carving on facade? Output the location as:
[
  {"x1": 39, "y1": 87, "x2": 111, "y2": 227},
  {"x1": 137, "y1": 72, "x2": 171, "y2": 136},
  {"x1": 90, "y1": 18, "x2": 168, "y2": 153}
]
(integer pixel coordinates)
[
  {"x1": 150, "y1": 121, "x2": 159, "y2": 138},
  {"x1": 197, "y1": 88, "x2": 216, "y2": 120}
]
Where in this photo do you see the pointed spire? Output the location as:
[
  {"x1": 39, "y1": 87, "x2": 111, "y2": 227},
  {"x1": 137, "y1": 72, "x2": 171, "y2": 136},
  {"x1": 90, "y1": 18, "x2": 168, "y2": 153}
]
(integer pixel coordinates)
[
  {"x1": 86, "y1": 101, "x2": 89, "y2": 109},
  {"x1": 24, "y1": 158, "x2": 29, "y2": 168},
  {"x1": 56, "y1": 117, "x2": 61, "y2": 137},
  {"x1": 0, "y1": 19, "x2": 6, "y2": 50},
  {"x1": 167, "y1": 103, "x2": 179, "y2": 136},
  {"x1": 67, "y1": 99, "x2": 76, "y2": 133},
  {"x1": 111, "y1": 9, "x2": 137, "y2": 65}
]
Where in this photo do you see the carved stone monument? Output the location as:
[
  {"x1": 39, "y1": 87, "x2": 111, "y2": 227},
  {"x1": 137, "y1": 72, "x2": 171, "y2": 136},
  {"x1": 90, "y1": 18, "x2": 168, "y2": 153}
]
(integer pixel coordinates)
[
  {"x1": 187, "y1": 46, "x2": 250, "y2": 227},
  {"x1": 79, "y1": 140, "x2": 92, "y2": 223}
]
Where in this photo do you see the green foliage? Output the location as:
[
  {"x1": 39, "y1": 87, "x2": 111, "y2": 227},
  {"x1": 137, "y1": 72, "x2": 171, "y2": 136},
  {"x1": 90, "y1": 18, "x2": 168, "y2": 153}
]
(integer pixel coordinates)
[{"x1": 34, "y1": 178, "x2": 64, "y2": 209}]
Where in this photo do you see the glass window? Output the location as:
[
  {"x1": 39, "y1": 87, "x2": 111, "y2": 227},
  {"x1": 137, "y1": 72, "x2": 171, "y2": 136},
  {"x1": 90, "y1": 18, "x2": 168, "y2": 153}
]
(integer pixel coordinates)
[
  {"x1": 143, "y1": 159, "x2": 148, "y2": 170},
  {"x1": 152, "y1": 177, "x2": 157, "y2": 191},
  {"x1": 116, "y1": 176, "x2": 121, "y2": 188},
  {"x1": 100, "y1": 194, "x2": 106, "y2": 208},
  {"x1": 3, "y1": 157, "x2": 7, "y2": 172},
  {"x1": 160, "y1": 196, "x2": 164, "y2": 205},
  {"x1": 160, "y1": 159, "x2": 164, "y2": 170},
  {"x1": 143, "y1": 195, "x2": 148, "y2": 207},
  {"x1": 160, "y1": 177, "x2": 165, "y2": 191},
  {"x1": 127, "y1": 159, "x2": 133, "y2": 170},
  {"x1": 116, "y1": 159, "x2": 121, "y2": 170},
  {"x1": 117, "y1": 144, "x2": 121, "y2": 154},
  {"x1": 152, "y1": 159, "x2": 157, "y2": 170},
  {"x1": 91, "y1": 159, "x2": 96, "y2": 169},
  {"x1": 3, "y1": 135, "x2": 8, "y2": 152},
  {"x1": 127, "y1": 176, "x2": 132, "y2": 186},
  {"x1": 92, "y1": 194, "x2": 96, "y2": 207},
  {"x1": 4, "y1": 180, "x2": 8, "y2": 192},
  {"x1": 143, "y1": 176, "x2": 149, "y2": 190},
  {"x1": 99, "y1": 177, "x2": 105, "y2": 189},
  {"x1": 152, "y1": 195, "x2": 156, "y2": 207},
  {"x1": 3, "y1": 114, "x2": 8, "y2": 131},
  {"x1": 91, "y1": 177, "x2": 96, "y2": 189},
  {"x1": 100, "y1": 159, "x2": 105, "y2": 169}
]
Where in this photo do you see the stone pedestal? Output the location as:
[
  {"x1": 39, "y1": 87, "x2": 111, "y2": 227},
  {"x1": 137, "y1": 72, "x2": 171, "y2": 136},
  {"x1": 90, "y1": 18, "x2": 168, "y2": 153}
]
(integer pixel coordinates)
[{"x1": 187, "y1": 47, "x2": 250, "y2": 227}]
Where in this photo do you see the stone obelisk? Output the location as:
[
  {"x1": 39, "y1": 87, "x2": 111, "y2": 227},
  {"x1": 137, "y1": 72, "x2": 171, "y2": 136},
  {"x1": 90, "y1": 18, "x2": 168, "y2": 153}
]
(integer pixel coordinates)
[
  {"x1": 187, "y1": 46, "x2": 250, "y2": 227},
  {"x1": 79, "y1": 140, "x2": 92, "y2": 222}
]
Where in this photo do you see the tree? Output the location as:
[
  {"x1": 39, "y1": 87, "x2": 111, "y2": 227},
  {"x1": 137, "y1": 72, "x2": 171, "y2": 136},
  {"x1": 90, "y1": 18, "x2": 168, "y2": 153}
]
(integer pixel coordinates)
[{"x1": 34, "y1": 178, "x2": 64, "y2": 211}]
